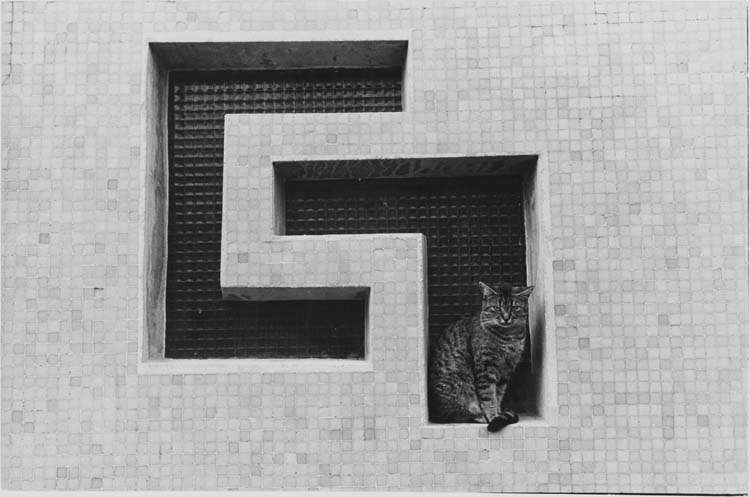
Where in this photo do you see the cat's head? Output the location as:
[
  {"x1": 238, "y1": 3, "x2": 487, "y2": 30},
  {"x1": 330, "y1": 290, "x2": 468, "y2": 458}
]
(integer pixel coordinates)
[{"x1": 478, "y1": 281, "x2": 534, "y2": 329}]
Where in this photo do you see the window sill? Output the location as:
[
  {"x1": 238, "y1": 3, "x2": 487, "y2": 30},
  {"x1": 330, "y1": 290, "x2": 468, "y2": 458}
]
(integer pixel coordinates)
[
  {"x1": 137, "y1": 358, "x2": 374, "y2": 375},
  {"x1": 419, "y1": 414, "x2": 555, "y2": 437}
]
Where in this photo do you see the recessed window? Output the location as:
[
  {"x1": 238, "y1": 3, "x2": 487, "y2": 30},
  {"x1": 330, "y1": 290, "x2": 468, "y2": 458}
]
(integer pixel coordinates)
[
  {"x1": 164, "y1": 66, "x2": 403, "y2": 359},
  {"x1": 281, "y1": 168, "x2": 534, "y2": 414}
]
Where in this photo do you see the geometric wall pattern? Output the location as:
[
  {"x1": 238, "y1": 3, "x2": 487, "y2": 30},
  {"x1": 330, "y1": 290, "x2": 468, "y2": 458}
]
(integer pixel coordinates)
[{"x1": 1, "y1": 1, "x2": 747, "y2": 492}]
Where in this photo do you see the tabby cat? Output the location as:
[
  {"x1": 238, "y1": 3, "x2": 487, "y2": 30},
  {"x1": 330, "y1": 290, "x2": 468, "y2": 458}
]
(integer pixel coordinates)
[{"x1": 428, "y1": 281, "x2": 533, "y2": 432}]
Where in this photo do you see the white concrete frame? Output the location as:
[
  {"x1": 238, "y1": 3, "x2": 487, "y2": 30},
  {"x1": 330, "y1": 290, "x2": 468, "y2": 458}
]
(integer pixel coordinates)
[
  {"x1": 218, "y1": 112, "x2": 556, "y2": 424},
  {"x1": 137, "y1": 34, "x2": 556, "y2": 425},
  {"x1": 137, "y1": 31, "x2": 411, "y2": 370}
]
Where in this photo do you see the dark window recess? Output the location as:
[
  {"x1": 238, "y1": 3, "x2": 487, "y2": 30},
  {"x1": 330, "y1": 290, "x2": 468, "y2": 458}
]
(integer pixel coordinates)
[
  {"x1": 285, "y1": 177, "x2": 533, "y2": 414},
  {"x1": 166, "y1": 68, "x2": 402, "y2": 359}
]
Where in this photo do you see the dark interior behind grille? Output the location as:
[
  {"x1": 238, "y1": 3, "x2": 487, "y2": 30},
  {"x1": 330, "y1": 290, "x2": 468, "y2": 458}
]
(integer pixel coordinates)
[
  {"x1": 166, "y1": 68, "x2": 533, "y2": 414},
  {"x1": 285, "y1": 176, "x2": 533, "y2": 414},
  {"x1": 166, "y1": 68, "x2": 402, "y2": 359}
]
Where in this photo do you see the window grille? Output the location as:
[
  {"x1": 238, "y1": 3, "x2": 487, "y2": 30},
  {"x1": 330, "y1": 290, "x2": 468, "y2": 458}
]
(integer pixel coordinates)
[
  {"x1": 165, "y1": 68, "x2": 402, "y2": 359},
  {"x1": 284, "y1": 176, "x2": 533, "y2": 413},
  {"x1": 166, "y1": 68, "x2": 533, "y2": 414}
]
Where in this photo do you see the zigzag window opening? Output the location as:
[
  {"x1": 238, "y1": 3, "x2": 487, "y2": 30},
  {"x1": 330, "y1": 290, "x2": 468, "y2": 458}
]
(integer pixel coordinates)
[
  {"x1": 284, "y1": 175, "x2": 533, "y2": 414},
  {"x1": 166, "y1": 68, "x2": 402, "y2": 360}
]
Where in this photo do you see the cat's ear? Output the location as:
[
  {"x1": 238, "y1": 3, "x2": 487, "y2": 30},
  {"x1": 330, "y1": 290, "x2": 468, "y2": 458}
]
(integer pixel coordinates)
[
  {"x1": 513, "y1": 286, "x2": 534, "y2": 299},
  {"x1": 478, "y1": 281, "x2": 497, "y2": 299}
]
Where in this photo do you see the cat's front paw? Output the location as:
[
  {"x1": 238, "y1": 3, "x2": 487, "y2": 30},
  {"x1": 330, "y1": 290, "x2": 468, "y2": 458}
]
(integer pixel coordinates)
[{"x1": 486, "y1": 410, "x2": 519, "y2": 432}]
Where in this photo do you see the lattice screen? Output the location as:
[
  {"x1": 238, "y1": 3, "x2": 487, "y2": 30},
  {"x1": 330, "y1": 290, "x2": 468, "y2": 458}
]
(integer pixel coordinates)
[
  {"x1": 166, "y1": 68, "x2": 532, "y2": 413},
  {"x1": 285, "y1": 176, "x2": 533, "y2": 413},
  {"x1": 166, "y1": 68, "x2": 401, "y2": 359}
]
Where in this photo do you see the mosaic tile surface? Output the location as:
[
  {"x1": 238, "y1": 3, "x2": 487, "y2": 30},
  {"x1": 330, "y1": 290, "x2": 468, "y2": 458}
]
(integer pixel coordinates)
[{"x1": 1, "y1": 0, "x2": 747, "y2": 492}]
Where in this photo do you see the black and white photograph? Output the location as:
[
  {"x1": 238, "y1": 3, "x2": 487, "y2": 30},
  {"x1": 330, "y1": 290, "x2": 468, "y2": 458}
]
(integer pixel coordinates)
[{"x1": 1, "y1": 0, "x2": 747, "y2": 493}]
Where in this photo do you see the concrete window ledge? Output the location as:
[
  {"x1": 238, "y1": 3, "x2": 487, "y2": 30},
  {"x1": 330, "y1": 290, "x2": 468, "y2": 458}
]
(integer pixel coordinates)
[
  {"x1": 137, "y1": 358, "x2": 375, "y2": 375},
  {"x1": 138, "y1": 32, "x2": 410, "y2": 371}
]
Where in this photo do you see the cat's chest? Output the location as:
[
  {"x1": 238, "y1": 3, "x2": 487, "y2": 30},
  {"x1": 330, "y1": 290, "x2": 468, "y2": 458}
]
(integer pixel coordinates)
[{"x1": 471, "y1": 332, "x2": 525, "y2": 369}]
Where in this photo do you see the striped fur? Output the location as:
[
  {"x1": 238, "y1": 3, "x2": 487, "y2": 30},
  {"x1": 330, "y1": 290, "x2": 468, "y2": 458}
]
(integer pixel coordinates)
[{"x1": 428, "y1": 282, "x2": 533, "y2": 428}]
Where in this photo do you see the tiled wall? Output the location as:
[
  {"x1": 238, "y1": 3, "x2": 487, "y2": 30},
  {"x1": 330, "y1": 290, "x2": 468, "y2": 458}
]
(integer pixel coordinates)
[{"x1": 2, "y1": 0, "x2": 747, "y2": 492}]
